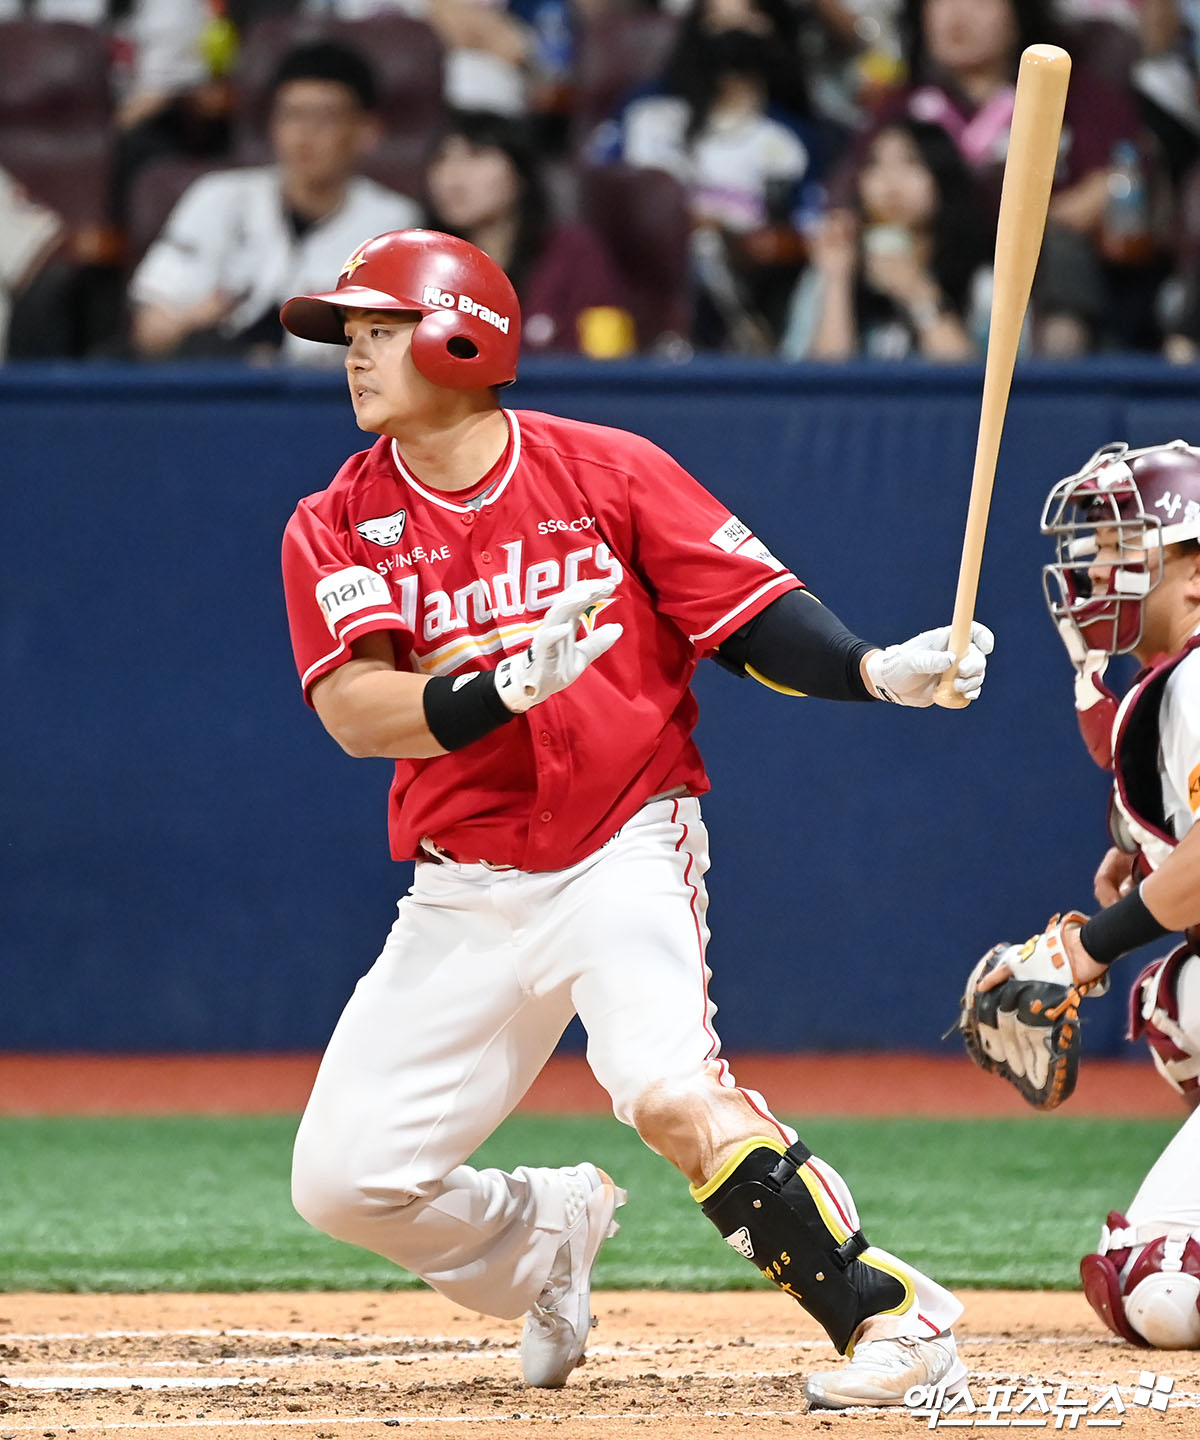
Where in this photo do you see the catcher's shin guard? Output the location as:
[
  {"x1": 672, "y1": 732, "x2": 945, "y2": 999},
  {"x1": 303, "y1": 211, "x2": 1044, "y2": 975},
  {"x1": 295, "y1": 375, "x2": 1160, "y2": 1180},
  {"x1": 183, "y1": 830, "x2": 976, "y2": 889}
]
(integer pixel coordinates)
[
  {"x1": 1081, "y1": 1211, "x2": 1200, "y2": 1348},
  {"x1": 694, "y1": 1140, "x2": 911, "y2": 1353}
]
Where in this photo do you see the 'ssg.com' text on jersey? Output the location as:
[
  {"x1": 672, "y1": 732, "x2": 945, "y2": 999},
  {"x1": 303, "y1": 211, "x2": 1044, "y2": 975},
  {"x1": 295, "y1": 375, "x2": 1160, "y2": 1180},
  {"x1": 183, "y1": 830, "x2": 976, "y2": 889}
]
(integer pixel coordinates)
[{"x1": 537, "y1": 516, "x2": 596, "y2": 535}]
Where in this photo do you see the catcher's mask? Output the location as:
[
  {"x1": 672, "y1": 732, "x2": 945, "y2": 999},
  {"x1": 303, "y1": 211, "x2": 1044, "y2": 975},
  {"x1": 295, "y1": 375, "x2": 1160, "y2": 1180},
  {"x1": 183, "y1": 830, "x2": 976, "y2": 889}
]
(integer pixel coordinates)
[{"x1": 1041, "y1": 440, "x2": 1200, "y2": 657}]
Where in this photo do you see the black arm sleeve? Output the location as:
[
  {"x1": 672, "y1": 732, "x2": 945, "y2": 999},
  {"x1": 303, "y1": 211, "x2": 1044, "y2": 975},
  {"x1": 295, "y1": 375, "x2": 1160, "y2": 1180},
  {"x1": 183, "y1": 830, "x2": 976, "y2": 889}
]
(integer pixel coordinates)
[{"x1": 714, "y1": 589, "x2": 876, "y2": 702}]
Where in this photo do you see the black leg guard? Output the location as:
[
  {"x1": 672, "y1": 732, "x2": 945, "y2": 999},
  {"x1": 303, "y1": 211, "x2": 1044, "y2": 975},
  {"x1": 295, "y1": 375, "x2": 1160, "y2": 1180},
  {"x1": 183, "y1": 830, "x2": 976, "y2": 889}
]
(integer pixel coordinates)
[{"x1": 696, "y1": 1140, "x2": 912, "y2": 1354}]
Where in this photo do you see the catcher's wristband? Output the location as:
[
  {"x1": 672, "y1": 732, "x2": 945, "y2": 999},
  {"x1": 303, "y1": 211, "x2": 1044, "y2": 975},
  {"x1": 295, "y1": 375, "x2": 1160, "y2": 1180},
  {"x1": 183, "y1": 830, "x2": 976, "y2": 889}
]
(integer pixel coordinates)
[
  {"x1": 422, "y1": 672, "x2": 516, "y2": 751},
  {"x1": 1077, "y1": 884, "x2": 1171, "y2": 967}
]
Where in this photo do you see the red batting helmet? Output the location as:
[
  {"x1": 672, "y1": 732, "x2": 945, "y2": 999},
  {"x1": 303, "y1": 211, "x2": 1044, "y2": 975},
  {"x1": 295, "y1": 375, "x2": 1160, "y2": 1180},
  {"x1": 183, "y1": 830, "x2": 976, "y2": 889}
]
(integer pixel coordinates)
[
  {"x1": 1041, "y1": 440, "x2": 1200, "y2": 656},
  {"x1": 280, "y1": 229, "x2": 521, "y2": 389}
]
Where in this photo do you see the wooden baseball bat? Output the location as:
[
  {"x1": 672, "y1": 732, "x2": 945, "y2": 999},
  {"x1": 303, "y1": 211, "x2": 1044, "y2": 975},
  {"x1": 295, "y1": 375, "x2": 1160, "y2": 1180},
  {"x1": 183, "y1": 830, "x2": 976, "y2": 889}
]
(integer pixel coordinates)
[{"x1": 934, "y1": 43, "x2": 1072, "y2": 708}]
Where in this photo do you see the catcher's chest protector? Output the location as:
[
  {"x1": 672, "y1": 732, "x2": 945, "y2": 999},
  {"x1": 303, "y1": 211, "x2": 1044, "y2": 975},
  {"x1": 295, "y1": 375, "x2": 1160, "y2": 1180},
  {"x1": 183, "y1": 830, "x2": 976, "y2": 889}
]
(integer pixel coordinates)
[
  {"x1": 1110, "y1": 636, "x2": 1200, "y2": 875},
  {"x1": 698, "y1": 1141, "x2": 909, "y2": 1353}
]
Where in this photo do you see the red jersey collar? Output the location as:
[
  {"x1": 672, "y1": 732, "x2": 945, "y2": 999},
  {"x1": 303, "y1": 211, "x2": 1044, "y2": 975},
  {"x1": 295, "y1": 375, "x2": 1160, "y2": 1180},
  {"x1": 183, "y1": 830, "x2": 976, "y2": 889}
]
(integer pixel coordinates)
[{"x1": 390, "y1": 410, "x2": 521, "y2": 513}]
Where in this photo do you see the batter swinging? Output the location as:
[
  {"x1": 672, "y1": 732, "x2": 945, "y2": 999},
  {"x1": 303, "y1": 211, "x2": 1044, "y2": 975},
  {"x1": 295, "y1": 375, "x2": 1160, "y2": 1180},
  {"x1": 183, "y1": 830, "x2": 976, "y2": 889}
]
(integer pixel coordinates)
[{"x1": 279, "y1": 229, "x2": 992, "y2": 1408}]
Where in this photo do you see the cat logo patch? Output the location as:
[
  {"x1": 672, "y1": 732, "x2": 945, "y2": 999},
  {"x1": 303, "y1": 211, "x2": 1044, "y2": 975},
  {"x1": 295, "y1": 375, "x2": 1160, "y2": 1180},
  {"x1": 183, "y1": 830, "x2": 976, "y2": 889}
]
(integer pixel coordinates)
[{"x1": 356, "y1": 509, "x2": 407, "y2": 546}]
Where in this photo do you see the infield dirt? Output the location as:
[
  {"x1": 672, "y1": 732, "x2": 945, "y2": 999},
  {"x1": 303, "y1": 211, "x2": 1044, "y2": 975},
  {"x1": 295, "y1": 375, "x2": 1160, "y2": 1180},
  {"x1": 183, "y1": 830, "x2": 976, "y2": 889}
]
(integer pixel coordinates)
[{"x1": 0, "y1": 1290, "x2": 1196, "y2": 1440}]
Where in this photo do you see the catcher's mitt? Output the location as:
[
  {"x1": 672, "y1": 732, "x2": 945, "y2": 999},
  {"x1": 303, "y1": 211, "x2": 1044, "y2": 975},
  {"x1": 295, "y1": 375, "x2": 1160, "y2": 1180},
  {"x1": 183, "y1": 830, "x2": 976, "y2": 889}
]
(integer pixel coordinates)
[{"x1": 955, "y1": 911, "x2": 1109, "y2": 1110}]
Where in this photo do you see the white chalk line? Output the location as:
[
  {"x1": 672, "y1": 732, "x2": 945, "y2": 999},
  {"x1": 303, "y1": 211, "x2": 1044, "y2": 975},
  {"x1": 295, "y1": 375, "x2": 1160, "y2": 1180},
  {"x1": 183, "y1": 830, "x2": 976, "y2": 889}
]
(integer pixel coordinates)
[
  {"x1": 10, "y1": 1348, "x2": 1187, "y2": 1377},
  {"x1": 1, "y1": 1328, "x2": 1106, "y2": 1349},
  {"x1": 2, "y1": 1345, "x2": 812, "y2": 1372},
  {"x1": 7, "y1": 1377, "x2": 265, "y2": 1391},
  {"x1": 6, "y1": 1368, "x2": 1200, "y2": 1405},
  {"x1": 0, "y1": 1368, "x2": 802, "y2": 1392},
  {"x1": 2, "y1": 1389, "x2": 1200, "y2": 1436},
  {"x1": 7, "y1": 1326, "x2": 1199, "y2": 1435},
  {"x1": 0, "y1": 1336, "x2": 1126, "y2": 1383},
  {"x1": 1, "y1": 1331, "x2": 481, "y2": 1345},
  {"x1": 0, "y1": 1408, "x2": 823, "y2": 1432}
]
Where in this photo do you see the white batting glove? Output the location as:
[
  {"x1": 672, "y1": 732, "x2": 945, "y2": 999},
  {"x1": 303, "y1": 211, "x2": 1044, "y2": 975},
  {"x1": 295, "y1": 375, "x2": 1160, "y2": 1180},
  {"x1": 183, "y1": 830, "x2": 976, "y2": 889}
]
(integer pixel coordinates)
[
  {"x1": 494, "y1": 579, "x2": 623, "y2": 714},
  {"x1": 863, "y1": 621, "x2": 994, "y2": 707}
]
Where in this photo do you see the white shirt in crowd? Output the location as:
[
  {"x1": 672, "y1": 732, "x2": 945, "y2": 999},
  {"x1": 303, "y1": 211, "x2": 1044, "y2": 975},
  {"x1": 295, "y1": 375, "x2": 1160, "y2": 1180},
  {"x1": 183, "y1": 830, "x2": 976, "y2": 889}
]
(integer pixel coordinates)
[
  {"x1": 1052, "y1": 0, "x2": 1140, "y2": 27},
  {"x1": 128, "y1": 164, "x2": 420, "y2": 365},
  {"x1": 300, "y1": 0, "x2": 529, "y2": 115},
  {"x1": 2, "y1": 0, "x2": 532, "y2": 118},
  {"x1": 621, "y1": 96, "x2": 808, "y2": 234}
]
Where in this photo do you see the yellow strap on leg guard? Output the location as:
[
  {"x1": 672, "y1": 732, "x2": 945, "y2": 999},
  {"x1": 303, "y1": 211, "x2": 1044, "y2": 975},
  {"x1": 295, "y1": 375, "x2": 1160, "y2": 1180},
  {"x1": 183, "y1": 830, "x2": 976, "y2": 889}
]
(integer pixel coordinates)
[{"x1": 696, "y1": 1139, "x2": 911, "y2": 1354}]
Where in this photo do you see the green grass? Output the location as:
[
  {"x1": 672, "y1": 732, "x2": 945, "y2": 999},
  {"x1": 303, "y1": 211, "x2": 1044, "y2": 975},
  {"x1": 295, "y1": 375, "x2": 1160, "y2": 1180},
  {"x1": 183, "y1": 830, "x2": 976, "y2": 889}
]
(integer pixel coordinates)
[{"x1": 0, "y1": 1115, "x2": 1177, "y2": 1293}]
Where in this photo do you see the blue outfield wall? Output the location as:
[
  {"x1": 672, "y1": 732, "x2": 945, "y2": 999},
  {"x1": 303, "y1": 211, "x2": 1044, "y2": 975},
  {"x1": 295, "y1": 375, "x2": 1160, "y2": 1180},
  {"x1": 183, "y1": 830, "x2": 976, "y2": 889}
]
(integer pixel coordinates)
[{"x1": 2, "y1": 358, "x2": 1198, "y2": 1056}]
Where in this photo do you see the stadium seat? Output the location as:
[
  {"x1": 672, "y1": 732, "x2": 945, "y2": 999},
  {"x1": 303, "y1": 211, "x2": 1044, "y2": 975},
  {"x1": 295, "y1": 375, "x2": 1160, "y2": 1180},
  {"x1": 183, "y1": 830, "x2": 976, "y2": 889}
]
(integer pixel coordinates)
[
  {"x1": 578, "y1": 165, "x2": 690, "y2": 349},
  {"x1": 1175, "y1": 159, "x2": 1200, "y2": 273},
  {"x1": 357, "y1": 137, "x2": 429, "y2": 210},
  {"x1": 0, "y1": 129, "x2": 112, "y2": 231},
  {"x1": 570, "y1": 10, "x2": 680, "y2": 154},
  {"x1": 0, "y1": 20, "x2": 118, "y2": 262},
  {"x1": 1064, "y1": 18, "x2": 1140, "y2": 91},
  {"x1": 124, "y1": 157, "x2": 234, "y2": 270},
  {"x1": 0, "y1": 20, "x2": 110, "y2": 127},
  {"x1": 232, "y1": 14, "x2": 445, "y2": 157}
]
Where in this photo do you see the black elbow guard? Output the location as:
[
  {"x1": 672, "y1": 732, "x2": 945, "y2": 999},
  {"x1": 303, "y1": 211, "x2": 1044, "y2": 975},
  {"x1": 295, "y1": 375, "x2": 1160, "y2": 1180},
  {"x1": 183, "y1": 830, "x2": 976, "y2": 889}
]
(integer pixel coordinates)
[{"x1": 717, "y1": 589, "x2": 875, "y2": 702}]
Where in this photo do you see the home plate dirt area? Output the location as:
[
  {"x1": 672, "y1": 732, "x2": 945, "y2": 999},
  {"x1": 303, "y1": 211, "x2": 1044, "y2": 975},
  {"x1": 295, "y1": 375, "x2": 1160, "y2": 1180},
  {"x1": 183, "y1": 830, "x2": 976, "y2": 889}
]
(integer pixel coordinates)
[{"x1": 1, "y1": 1292, "x2": 1198, "y2": 1440}]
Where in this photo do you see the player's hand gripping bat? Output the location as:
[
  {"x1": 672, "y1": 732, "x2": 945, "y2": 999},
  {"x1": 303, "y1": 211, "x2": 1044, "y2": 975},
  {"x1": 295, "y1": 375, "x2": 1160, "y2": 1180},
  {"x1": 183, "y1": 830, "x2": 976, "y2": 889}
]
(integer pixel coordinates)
[{"x1": 934, "y1": 45, "x2": 1072, "y2": 709}]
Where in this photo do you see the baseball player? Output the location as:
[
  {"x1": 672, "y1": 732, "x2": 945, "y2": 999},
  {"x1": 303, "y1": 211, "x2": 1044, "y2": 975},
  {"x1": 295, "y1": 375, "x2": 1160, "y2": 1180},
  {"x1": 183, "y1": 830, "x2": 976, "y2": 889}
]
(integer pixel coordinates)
[
  {"x1": 969, "y1": 440, "x2": 1200, "y2": 1348},
  {"x1": 278, "y1": 228, "x2": 993, "y2": 1407}
]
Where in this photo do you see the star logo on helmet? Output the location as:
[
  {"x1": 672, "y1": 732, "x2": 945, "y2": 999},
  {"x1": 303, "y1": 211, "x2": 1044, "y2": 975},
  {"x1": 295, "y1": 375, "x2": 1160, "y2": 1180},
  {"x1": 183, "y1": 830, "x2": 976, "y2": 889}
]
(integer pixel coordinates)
[{"x1": 340, "y1": 244, "x2": 369, "y2": 279}]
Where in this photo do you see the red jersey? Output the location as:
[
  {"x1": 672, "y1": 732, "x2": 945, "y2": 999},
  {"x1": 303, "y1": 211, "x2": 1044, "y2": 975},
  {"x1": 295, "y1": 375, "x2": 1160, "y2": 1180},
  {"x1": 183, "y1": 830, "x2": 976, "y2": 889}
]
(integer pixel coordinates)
[{"x1": 282, "y1": 408, "x2": 803, "y2": 870}]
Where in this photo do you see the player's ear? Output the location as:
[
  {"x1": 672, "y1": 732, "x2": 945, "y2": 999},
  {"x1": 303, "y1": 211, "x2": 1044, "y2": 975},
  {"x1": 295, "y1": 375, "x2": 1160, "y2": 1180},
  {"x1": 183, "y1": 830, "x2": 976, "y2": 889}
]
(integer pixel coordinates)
[{"x1": 1183, "y1": 542, "x2": 1200, "y2": 600}]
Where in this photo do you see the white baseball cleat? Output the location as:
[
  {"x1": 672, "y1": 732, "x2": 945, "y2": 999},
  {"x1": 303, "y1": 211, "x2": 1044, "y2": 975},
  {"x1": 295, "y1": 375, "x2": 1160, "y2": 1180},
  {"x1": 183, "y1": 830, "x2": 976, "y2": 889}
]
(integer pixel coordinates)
[
  {"x1": 803, "y1": 1331, "x2": 967, "y2": 1409},
  {"x1": 520, "y1": 1163, "x2": 625, "y2": 1388}
]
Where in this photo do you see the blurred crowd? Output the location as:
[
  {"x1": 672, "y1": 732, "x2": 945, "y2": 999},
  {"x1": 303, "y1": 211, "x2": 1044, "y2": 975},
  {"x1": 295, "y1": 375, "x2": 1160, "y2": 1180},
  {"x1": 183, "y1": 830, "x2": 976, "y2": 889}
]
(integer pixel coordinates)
[{"x1": 5, "y1": 0, "x2": 1200, "y2": 364}]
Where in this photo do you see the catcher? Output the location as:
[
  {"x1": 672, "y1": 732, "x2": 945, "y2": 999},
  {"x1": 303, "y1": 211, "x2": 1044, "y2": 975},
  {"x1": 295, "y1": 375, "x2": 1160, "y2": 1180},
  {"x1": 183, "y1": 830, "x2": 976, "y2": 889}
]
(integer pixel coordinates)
[{"x1": 957, "y1": 439, "x2": 1200, "y2": 1348}]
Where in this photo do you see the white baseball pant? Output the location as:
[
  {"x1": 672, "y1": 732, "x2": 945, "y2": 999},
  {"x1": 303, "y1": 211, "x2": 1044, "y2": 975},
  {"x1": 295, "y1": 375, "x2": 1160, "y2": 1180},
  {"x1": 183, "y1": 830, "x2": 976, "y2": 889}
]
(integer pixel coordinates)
[
  {"x1": 1127, "y1": 955, "x2": 1200, "y2": 1235},
  {"x1": 291, "y1": 795, "x2": 962, "y2": 1335}
]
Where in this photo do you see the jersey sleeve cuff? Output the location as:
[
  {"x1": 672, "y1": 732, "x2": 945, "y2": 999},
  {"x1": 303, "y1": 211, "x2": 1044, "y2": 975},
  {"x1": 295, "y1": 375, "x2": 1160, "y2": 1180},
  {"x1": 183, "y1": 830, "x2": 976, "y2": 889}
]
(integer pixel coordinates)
[
  {"x1": 300, "y1": 612, "x2": 411, "y2": 705},
  {"x1": 688, "y1": 575, "x2": 805, "y2": 654}
]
